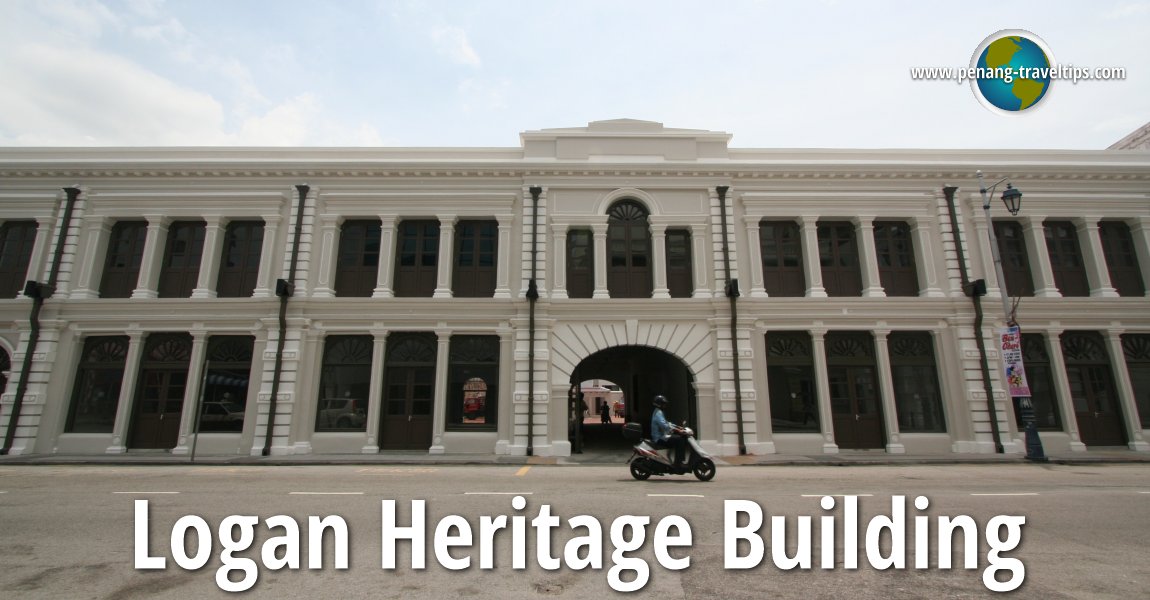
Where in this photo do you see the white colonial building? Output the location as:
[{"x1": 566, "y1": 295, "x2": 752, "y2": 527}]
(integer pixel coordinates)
[{"x1": 1, "y1": 119, "x2": 1148, "y2": 458}]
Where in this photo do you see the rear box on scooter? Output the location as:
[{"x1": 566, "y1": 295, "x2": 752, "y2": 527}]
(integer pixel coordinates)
[{"x1": 622, "y1": 422, "x2": 643, "y2": 441}]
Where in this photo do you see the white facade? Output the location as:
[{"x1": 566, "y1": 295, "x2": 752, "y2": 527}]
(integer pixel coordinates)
[{"x1": 1, "y1": 119, "x2": 1148, "y2": 458}]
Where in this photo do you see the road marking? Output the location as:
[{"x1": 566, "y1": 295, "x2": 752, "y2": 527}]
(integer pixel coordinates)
[
  {"x1": 287, "y1": 487, "x2": 363, "y2": 491},
  {"x1": 1139, "y1": 492, "x2": 1150, "y2": 494},
  {"x1": 648, "y1": 494, "x2": 704, "y2": 498},
  {"x1": 801, "y1": 494, "x2": 874, "y2": 497},
  {"x1": 970, "y1": 493, "x2": 1038, "y2": 496},
  {"x1": 515, "y1": 466, "x2": 531, "y2": 477},
  {"x1": 464, "y1": 492, "x2": 533, "y2": 496},
  {"x1": 113, "y1": 491, "x2": 180, "y2": 494}
]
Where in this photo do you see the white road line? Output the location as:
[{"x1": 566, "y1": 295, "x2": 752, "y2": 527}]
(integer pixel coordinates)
[
  {"x1": 463, "y1": 492, "x2": 533, "y2": 496},
  {"x1": 1139, "y1": 492, "x2": 1150, "y2": 494},
  {"x1": 287, "y1": 487, "x2": 363, "y2": 491},
  {"x1": 801, "y1": 494, "x2": 874, "y2": 497},
  {"x1": 647, "y1": 494, "x2": 704, "y2": 498},
  {"x1": 970, "y1": 493, "x2": 1039, "y2": 496},
  {"x1": 113, "y1": 491, "x2": 180, "y2": 494}
]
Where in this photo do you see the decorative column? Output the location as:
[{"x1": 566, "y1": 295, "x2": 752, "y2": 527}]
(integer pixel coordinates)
[
  {"x1": 494, "y1": 326, "x2": 514, "y2": 454},
  {"x1": 1022, "y1": 216, "x2": 1060, "y2": 297},
  {"x1": 1106, "y1": 330, "x2": 1150, "y2": 451},
  {"x1": 799, "y1": 216, "x2": 827, "y2": 298},
  {"x1": 71, "y1": 216, "x2": 111, "y2": 299},
  {"x1": 373, "y1": 216, "x2": 397, "y2": 298},
  {"x1": 311, "y1": 214, "x2": 340, "y2": 298},
  {"x1": 362, "y1": 329, "x2": 388, "y2": 453},
  {"x1": 690, "y1": 223, "x2": 712, "y2": 298},
  {"x1": 550, "y1": 224, "x2": 568, "y2": 299},
  {"x1": 592, "y1": 223, "x2": 609, "y2": 299},
  {"x1": 743, "y1": 217, "x2": 767, "y2": 297},
  {"x1": 1076, "y1": 217, "x2": 1119, "y2": 297},
  {"x1": 172, "y1": 332, "x2": 209, "y2": 455},
  {"x1": 131, "y1": 215, "x2": 170, "y2": 299},
  {"x1": 651, "y1": 222, "x2": 670, "y2": 299},
  {"x1": 494, "y1": 215, "x2": 513, "y2": 298},
  {"x1": 106, "y1": 332, "x2": 145, "y2": 454},
  {"x1": 433, "y1": 217, "x2": 455, "y2": 298},
  {"x1": 873, "y1": 329, "x2": 904, "y2": 453},
  {"x1": 191, "y1": 217, "x2": 226, "y2": 298},
  {"x1": 971, "y1": 209, "x2": 1001, "y2": 299},
  {"x1": 429, "y1": 329, "x2": 451, "y2": 454},
  {"x1": 21, "y1": 216, "x2": 55, "y2": 295},
  {"x1": 910, "y1": 216, "x2": 946, "y2": 297},
  {"x1": 810, "y1": 328, "x2": 837, "y2": 453},
  {"x1": 1046, "y1": 328, "x2": 1086, "y2": 451},
  {"x1": 855, "y1": 216, "x2": 885, "y2": 297},
  {"x1": 252, "y1": 215, "x2": 280, "y2": 298},
  {"x1": 1129, "y1": 217, "x2": 1150, "y2": 298}
]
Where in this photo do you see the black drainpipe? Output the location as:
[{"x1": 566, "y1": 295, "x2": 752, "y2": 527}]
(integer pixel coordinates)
[
  {"x1": 2, "y1": 186, "x2": 80, "y2": 455},
  {"x1": 943, "y1": 186, "x2": 1004, "y2": 453},
  {"x1": 262, "y1": 183, "x2": 309, "y2": 456},
  {"x1": 525, "y1": 186, "x2": 541, "y2": 456},
  {"x1": 716, "y1": 186, "x2": 747, "y2": 456}
]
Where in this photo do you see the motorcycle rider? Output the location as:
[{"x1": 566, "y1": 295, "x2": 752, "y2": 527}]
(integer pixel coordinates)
[{"x1": 650, "y1": 395, "x2": 687, "y2": 468}]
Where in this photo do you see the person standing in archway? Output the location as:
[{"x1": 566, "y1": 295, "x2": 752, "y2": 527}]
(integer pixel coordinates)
[{"x1": 599, "y1": 399, "x2": 611, "y2": 424}]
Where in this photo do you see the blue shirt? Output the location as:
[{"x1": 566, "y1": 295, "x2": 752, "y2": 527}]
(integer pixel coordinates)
[{"x1": 651, "y1": 408, "x2": 672, "y2": 440}]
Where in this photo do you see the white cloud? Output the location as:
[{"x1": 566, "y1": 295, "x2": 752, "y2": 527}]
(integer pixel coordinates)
[
  {"x1": 431, "y1": 26, "x2": 482, "y2": 67},
  {"x1": 32, "y1": 0, "x2": 121, "y2": 40}
]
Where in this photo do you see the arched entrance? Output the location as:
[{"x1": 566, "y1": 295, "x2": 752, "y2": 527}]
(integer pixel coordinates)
[{"x1": 569, "y1": 345, "x2": 696, "y2": 452}]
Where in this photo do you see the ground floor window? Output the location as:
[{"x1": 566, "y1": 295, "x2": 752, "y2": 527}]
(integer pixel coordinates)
[
  {"x1": 889, "y1": 332, "x2": 946, "y2": 433},
  {"x1": 315, "y1": 335, "x2": 371, "y2": 432},
  {"x1": 766, "y1": 332, "x2": 819, "y2": 432},
  {"x1": 1122, "y1": 334, "x2": 1150, "y2": 428},
  {"x1": 1017, "y1": 333, "x2": 1062, "y2": 431},
  {"x1": 447, "y1": 335, "x2": 499, "y2": 429},
  {"x1": 197, "y1": 336, "x2": 254, "y2": 433},
  {"x1": 66, "y1": 336, "x2": 129, "y2": 433}
]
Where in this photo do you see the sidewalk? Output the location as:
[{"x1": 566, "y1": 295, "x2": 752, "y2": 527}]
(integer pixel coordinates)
[{"x1": 2, "y1": 448, "x2": 1148, "y2": 467}]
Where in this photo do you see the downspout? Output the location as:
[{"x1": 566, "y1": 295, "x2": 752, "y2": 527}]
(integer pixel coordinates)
[
  {"x1": 2, "y1": 186, "x2": 80, "y2": 455},
  {"x1": 262, "y1": 183, "x2": 308, "y2": 456},
  {"x1": 525, "y1": 186, "x2": 541, "y2": 456},
  {"x1": 716, "y1": 186, "x2": 747, "y2": 455},
  {"x1": 943, "y1": 186, "x2": 1005, "y2": 453}
]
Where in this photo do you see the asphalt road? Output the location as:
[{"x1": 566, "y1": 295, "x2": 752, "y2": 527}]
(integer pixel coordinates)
[{"x1": 0, "y1": 463, "x2": 1147, "y2": 599}]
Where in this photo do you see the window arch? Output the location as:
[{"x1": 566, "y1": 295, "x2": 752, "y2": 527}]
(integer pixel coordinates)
[{"x1": 606, "y1": 200, "x2": 652, "y2": 298}]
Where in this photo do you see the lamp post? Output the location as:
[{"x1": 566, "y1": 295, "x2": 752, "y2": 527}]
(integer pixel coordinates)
[{"x1": 977, "y1": 170, "x2": 1047, "y2": 462}]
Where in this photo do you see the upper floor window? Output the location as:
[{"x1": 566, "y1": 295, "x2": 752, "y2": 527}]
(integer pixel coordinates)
[
  {"x1": 1100, "y1": 221, "x2": 1145, "y2": 297},
  {"x1": 394, "y1": 220, "x2": 439, "y2": 298},
  {"x1": 217, "y1": 221, "x2": 265, "y2": 298},
  {"x1": 666, "y1": 229, "x2": 693, "y2": 298},
  {"x1": 874, "y1": 221, "x2": 919, "y2": 296},
  {"x1": 157, "y1": 220, "x2": 205, "y2": 298},
  {"x1": 453, "y1": 219, "x2": 497, "y2": 297},
  {"x1": 100, "y1": 221, "x2": 147, "y2": 298},
  {"x1": 1044, "y1": 220, "x2": 1089, "y2": 297},
  {"x1": 567, "y1": 228, "x2": 593, "y2": 299},
  {"x1": 818, "y1": 221, "x2": 862, "y2": 297},
  {"x1": 607, "y1": 200, "x2": 652, "y2": 298},
  {"x1": 759, "y1": 220, "x2": 805, "y2": 297},
  {"x1": 0, "y1": 221, "x2": 37, "y2": 298},
  {"x1": 993, "y1": 221, "x2": 1034, "y2": 297},
  {"x1": 335, "y1": 219, "x2": 382, "y2": 298}
]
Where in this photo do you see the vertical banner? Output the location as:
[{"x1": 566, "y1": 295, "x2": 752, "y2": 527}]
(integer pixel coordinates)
[{"x1": 999, "y1": 326, "x2": 1031, "y2": 397}]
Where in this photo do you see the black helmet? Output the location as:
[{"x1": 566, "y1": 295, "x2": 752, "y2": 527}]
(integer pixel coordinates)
[{"x1": 652, "y1": 395, "x2": 668, "y2": 407}]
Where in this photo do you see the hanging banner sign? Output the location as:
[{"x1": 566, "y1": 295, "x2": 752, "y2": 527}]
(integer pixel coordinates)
[{"x1": 999, "y1": 326, "x2": 1031, "y2": 397}]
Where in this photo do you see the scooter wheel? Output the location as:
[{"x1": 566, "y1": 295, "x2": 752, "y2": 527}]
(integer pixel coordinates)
[
  {"x1": 692, "y1": 458, "x2": 716, "y2": 481},
  {"x1": 630, "y1": 461, "x2": 652, "y2": 481}
]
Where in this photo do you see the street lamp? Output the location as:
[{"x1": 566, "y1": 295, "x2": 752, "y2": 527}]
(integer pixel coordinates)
[{"x1": 977, "y1": 170, "x2": 1047, "y2": 462}]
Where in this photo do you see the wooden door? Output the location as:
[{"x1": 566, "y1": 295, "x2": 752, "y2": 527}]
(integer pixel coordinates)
[
  {"x1": 829, "y1": 366, "x2": 885, "y2": 449},
  {"x1": 129, "y1": 369, "x2": 187, "y2": 449},
  {"x1": 381, "y1": 365, "x2": 434, "y2": 449},
  {"x1": 1069, "y1": 365, "x2": 1127, "y2": 446}
]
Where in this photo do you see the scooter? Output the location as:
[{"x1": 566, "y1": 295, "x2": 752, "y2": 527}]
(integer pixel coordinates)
[{"x1": 623, "y1": 422, "x2": 716, "y2": 481}]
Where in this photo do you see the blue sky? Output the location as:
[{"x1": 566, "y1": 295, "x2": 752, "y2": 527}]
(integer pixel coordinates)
[{"x1": 0, "y1": 0, "x2": 1146, "y2": 149}]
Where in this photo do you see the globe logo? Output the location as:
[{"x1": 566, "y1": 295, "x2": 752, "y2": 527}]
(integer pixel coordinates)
[{"x1": 970, "y1": 30, "x2": 1054, "y2": 114}]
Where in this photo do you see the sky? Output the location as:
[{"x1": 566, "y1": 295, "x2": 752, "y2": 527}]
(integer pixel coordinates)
[{"x1": 0, "y1": 0, "x2": 1147, "y2": 150}]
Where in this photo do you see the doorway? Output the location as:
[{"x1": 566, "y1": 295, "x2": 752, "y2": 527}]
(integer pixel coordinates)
[
  {"x1": 568, "y1": 345, "x2": 695, "y2": 453},
  {"x1": 381, "y1": 333, "x2": 436, "y2": 450},
  {"x1": 128, "y1": 333, "x2": 192, "y2": 450},
  {"x1": 1063, "y1": 332, "x2": 1127, "y2": 446},
  {"x1": 825, "y1": 332, "x2": 885, "y2": 449}
]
